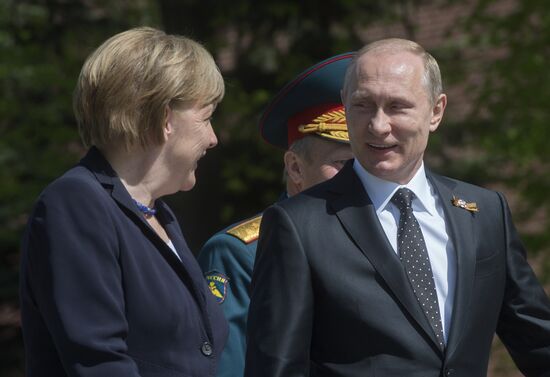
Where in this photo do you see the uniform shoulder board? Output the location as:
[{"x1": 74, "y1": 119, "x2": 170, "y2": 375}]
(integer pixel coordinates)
[{"x1": 226, "y1": 215, "x2": 262, "y2": 244}]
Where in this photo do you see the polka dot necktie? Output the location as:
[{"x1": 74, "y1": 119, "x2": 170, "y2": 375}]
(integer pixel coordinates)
[{"x1": 391, "y1": 188, "x2": 445, "y2": 350}]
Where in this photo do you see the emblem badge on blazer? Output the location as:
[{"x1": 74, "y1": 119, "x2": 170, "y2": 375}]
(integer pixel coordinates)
[{"x1": 205, "y1": 271, "x2": 229, "y2": 304}]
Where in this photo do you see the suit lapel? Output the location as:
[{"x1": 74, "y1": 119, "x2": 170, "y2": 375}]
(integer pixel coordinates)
[
  {"x1": 328, "y1": 163, "x2": 443, "y2": 354},
  {"x1": 156, "y1": 204, "x2": 214, "y2": 342},
  {"x1": 79, "y1": 148, "x2": 213, "y2": 341},
  {"x1": 428, "y1": 173, "x2": 477, "y2": 359},
  {"x1": 157, "y1": 203, "x2": 210, "y2": 304}
]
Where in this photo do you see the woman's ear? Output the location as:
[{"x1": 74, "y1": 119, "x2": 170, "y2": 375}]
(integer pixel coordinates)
[{"x1": 163, "y1": 106, "x2": 174, "y2": 140}]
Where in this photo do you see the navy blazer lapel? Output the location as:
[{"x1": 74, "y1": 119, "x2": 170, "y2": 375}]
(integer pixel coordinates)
[
  {"x1": 328, "y1": 162, "x2": 443, "y2": 354},
  {"x1": 79, "y1": 147, "x2": 148, "y2": 223},
  {"x1": 79, "y1": 148, "x2": 214, "y2": 341},
  {"x1": 428, "y1": 172, "x2": 477, "y2": 359},
  {"x1": 156, "y1": 204, "x2": 214, "y2": 342},
  {"x1": 156, "y1": 202, "x2": 209, "y2": 305}
]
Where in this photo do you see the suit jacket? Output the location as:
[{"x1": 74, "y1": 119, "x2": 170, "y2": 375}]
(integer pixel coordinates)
[
  {"x1": 197, "y1": 215, "x2": 261, "y2": 377},
  {"x1": 20, "y1": 147, "x2": 228, "y2": 377},
  {"x1": 245, "y1": 160, "x2": 550, "y2": 377}
]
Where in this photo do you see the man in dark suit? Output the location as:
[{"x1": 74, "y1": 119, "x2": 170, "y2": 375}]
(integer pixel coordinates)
[{"x1": 245, "y1": 39, "x2": 550, "y2": 377}]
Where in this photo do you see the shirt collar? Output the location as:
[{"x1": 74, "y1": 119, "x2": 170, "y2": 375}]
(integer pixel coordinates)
[{"x1": 352, "y1": 159, "x2": 437, "y2": 216}]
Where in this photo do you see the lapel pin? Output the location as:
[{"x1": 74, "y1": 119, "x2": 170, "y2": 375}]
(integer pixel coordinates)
[{"x1": 451, "y1": 196, "x2": 479, "y2": 213}]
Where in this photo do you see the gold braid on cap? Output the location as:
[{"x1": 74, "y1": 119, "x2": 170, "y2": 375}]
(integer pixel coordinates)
[{"x1": 298, "y1": 108, "x2": 348, "y2": 142}]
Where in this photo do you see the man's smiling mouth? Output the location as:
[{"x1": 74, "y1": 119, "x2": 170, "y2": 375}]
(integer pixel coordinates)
[{"x1": 368, "y1": 143, "x2": 396, "y2": 150}]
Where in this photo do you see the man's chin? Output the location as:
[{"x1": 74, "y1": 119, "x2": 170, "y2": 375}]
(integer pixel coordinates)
[{"x1": 363, "y1": 162, "x2": 404, "y2": 183}]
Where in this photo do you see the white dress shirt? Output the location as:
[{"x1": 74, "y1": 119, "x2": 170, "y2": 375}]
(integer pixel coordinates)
[
  {"x1": 166, "y1": 239, "x2": 182, "y2": 262},
  {"x1": 353, "y1": 160, "x2": 456, "y2": 342}
]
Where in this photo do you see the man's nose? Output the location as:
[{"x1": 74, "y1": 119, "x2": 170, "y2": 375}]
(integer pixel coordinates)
[{"x1": 369, "y1": 108, "x2": 391, "y2": 135}]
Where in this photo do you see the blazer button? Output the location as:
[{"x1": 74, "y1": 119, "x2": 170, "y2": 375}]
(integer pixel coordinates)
[
  {"x1": 445, "y1": 368, "x2": 455, "y2": 376},
  {"x1": 201, "y1": 341, "x2": 213, "y2": 357}
]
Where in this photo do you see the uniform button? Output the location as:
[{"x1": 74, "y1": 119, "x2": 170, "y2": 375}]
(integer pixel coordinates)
[
  {"x1": 201, "y1": 341, "x2": 213, "y2": 356},
  {"x1": 445, "y1": 368, "x2": 455, "y2": 376}
]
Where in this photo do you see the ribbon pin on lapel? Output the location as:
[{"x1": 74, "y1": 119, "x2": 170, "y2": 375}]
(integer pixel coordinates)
[{"x1": 451, "y1": 196, "x2": 479, "y2": 213}]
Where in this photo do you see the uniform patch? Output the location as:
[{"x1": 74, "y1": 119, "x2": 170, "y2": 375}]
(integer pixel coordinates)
[{"x1": 205, "y1": 271, "x2": 229, "y2": 304}]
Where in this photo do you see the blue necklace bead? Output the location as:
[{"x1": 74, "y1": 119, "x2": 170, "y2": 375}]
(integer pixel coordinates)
[{"x1": 133, "y1": 199, "x2": 156, "y2": 218}]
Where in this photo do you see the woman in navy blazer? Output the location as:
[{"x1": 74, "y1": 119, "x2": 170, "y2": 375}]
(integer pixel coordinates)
[{"x1": 20, "y1": 27, "x2": 228, "y2": 377}]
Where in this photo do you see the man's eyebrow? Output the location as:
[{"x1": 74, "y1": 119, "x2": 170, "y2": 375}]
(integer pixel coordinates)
[
  {"x1": 350, "y1": 90, "x2": 372, "y2": 101},
  {"x1": 350, "y1": 91, "x2": 413, "y2": 104}
]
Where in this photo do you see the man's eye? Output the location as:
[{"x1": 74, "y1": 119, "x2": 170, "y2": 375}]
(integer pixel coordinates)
[
  {"x1": 357, "y1": 102, "x2": 375, "y2": 109},
  {"x1": 390, "y1": 102, "x2": 410, "y2": 111},
  {"x1": 390, "y1": 103, "x2": 402, "y2": 109}
]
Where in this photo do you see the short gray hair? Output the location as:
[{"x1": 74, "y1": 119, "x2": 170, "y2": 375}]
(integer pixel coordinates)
[
  {"x1": 288, "y1": 135, "x2": 318, "y2": 163},
  {"x1": 343, "y1": 38, "x2": 442, "y2": 105}
]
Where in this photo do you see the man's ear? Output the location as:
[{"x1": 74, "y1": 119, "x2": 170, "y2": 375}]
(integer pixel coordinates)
[
  {"x1": 284, "y1": 150, "x2": 305, "y2": 191},
  {"x1": 429, "y1": 93, "x2": 447, "y2": 132}
]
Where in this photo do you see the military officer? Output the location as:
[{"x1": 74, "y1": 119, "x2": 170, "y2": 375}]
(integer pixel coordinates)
[{"x1": 197, "y1": 53, "x2": 354, "y2": 377}]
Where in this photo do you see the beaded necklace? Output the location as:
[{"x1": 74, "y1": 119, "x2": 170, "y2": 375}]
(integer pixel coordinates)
[{"x1": 133, "y1": 199, "x2": 156, "y2": 218}]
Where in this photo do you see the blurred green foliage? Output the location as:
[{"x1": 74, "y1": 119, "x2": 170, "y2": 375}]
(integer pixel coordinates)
[
  {"x1": 463, "y1": 0, "x2": 550, "y2": 269},
  {"x1": 0, "y1": 0, "x2": 547, "y2": 375}
]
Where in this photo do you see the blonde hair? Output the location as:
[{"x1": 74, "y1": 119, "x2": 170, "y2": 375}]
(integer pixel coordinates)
[
  {"x1": 343, "y1": 38, "x2": 442, "y2": 104},
  {"x1": 74, "y1": 27, "x2": 224, "y2": 149}
]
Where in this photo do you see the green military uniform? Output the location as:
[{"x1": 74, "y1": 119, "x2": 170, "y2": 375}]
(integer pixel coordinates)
[
  {"x1": 198, "y1": 52, "x2": 354, "y2": 377},
  {"x1": 198, "y1": 215, "x2": 261, "y2": 377}
]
